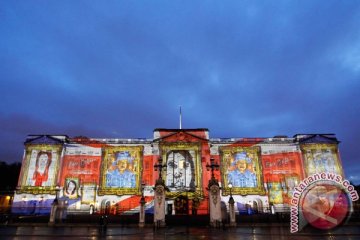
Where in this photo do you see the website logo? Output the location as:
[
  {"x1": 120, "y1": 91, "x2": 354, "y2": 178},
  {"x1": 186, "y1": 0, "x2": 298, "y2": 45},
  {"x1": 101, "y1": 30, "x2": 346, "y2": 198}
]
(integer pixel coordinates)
[{"x1": 290, "y1": 173, "x2": 359, "y2": 233}]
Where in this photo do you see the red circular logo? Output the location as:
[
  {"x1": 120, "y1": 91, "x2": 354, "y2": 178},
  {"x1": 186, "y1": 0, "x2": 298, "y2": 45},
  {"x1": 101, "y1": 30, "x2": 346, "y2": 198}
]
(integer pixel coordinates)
[{"x1": 301, "y1": 182, "x2": 350, "y2": 230}]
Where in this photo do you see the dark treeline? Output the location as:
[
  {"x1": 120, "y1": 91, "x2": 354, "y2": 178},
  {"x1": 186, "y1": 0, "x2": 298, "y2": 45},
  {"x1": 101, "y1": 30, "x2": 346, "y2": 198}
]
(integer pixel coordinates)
[{"x1": 0, "y1": 162, "x2": 21, "y2": 191}]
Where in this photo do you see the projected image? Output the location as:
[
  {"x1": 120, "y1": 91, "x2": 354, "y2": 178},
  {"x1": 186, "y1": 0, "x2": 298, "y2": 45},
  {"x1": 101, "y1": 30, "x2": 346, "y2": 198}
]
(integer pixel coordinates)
[
  {"x1": 60, "y1": 145, "x2": 101, "y2": 186},
  {"x1": 302, "y1": 145, "x2": 342, "y2": 176},
  {"x1": 262, "y1": 152, "x2": 303, "y2": 204},
  {"x1": 23, "y1": 146, "x2": 60, "y2": 188},
  {"x1": 160, "y1": 143, "x2": 202, "y2": 199},
  {"x1": 81, "y1": 184, "x2": 96, "y2": 204},
  {"x1": 32, "y1": 151, "x2": 52, "y2": 187},
  {"x1": 220, "y1": 146, "x2": 265, "y2": 195},
  {"x1": 165, "y1": 150, "x2": 195, "y2": 190},
  {"x1": 64, "y1": 178, "x2": 79, "y2": 199},
  {"x1": 268, "y1": 182, "x2": 283, "y2": 204},
  {"x1": 99, "y1": 146, "x2": 142, "y2": 195},
  {"x1": 106, "y1": 151, "x2": 136, "y2": 188},
  {"x1": 227, "y1": 151, "x2": 257, "y2": 188}
]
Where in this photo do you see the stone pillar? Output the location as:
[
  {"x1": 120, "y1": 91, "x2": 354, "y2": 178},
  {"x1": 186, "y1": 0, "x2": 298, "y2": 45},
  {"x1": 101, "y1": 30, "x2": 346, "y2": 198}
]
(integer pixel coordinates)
[
  {"x1": 229, "y1": 196, "x2": 236, "y2": 227},
  {"x1": 48, "y1": 199, "x2": 58, "y2": 225},
  {"x1": 57, "y1": 197, "x2": 68, "y2": 223},
  {"x1": 139, "y1": 197, "x2": 146, "y2": 227},
  {"x1": 208, "y1": 179, "x2": 222, "y2": 227},
  {"x1": 153, "y1": 180, "x2": 166, "y2": 227}
]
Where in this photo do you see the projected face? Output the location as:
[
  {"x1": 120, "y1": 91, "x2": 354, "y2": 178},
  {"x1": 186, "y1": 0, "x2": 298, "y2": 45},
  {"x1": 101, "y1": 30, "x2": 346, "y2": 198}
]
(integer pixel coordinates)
[
  {"x1": 228, "y1": 151, "x2": 258, "y2": 188},
  {"x1": 237, "y1": 160, "x2": 247, "y2": 173},
  {"x1": 117, "y1": 159, "x2": 128, "y2": 173},
  {"x1": 31, "y1": 151, "x2": 53, "y2": 187},
  {"x1": 105, "y1": 151, "x2": 136, "y2": 188},
  {"x1": 66, "y1": 180, "x2": 77, "y2": 195},
  {"x1": 38, "y1": 154, "x2": 48, "y2": 172}
]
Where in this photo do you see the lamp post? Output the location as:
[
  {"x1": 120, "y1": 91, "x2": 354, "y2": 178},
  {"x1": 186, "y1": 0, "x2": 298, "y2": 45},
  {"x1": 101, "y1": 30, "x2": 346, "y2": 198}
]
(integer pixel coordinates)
[
  {"x1": 139, "y1": 182, "x2": 146, "y2": 227},
  {"x1": 264, "y1": 181, "x2": 274, "y2": 214},
  {"x1": 228, "y1": 183, "x2": 236, "y2": 227},
  {"x1": 55, "y1": 185, "x2": 60, "y2": 199},
  {"x1": 153, "y1": 157, "x2": 167, "y2": 228},
  {"x1": 206, "y1": 158, "x2": 219, "y2": 180},
  {"x1": 206, "y1": 157, "x2": 221, "y2": 228},
  {"x1": 154, "y1": 157, "x2": 166, "y2": 180},
  {"x1": 49, "y1": 185, "x2": 60, "y2": 225}
]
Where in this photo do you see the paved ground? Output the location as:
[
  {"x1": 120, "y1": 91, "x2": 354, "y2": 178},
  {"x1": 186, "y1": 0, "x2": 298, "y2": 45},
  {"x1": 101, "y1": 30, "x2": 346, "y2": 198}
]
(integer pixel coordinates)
[
  {"x1": 1, "y1": 213, "x2": 359, "y2": 239},
  {"x1": 1, "y1": 223, "x2": 360, "y2": 240}
]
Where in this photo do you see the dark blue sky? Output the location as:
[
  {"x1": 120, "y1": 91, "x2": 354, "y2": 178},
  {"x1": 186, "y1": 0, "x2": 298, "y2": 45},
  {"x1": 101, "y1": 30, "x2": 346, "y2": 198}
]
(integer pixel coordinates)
[{"x1": 1, "y1": 1, "x2": 360, "y2": 184}]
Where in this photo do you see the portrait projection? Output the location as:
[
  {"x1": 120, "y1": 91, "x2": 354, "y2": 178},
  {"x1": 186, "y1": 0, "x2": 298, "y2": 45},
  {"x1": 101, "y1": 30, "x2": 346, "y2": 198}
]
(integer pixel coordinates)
[
  {"x1": 160, "y1": 143, "x2": 202, "y2": 199},
  {"x1": 302, "y1": 145, "x2": 343, "y2": 176},
  {"x1": 20, "y1": 145, "x2": 62, "y2": 193},
  {"x1": 32, "y1": 151, "x2": 52, "y2": 187},
  {"x1": 106, "y1": 151, "x2": 136, "y2": 188},
  {"x1": 165, "y1": 150, "x2": 196, "y2": 190},
  {"x1": 99, "y1": 146, "x2": 143, "y2": 195},
  {"x1": 220, "y1": 146, "x2": 265, "y2": 195},
  {"x1": 64, "y1": 178, "x2": 79, "y2": 199}
]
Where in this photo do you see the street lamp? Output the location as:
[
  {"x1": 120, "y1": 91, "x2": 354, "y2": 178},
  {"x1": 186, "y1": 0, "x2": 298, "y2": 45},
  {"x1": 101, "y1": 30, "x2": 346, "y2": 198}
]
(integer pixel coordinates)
[
  {"x1": 139, "y1": 182, "x2": 146, "y2": 227},
  {"x1": 206, "y1": 158, "x2": 219, "y2": 180},
  {"x1": 140, "y1": 182, "x2": 146, "y2": 198},
  {"x1": 153, "y1": 156, "x2": 168, "y2": 228},
  {"x1": 206, "y1": 158, "x2": 221, "y2": 228},
  {"x1": 228, "y1": 183, "x2": 234, "y2": 204},
  {"x1": 228, "y1": 183, "x2": 236, "y2": 227},
  {"x1": 55, "y1": 185, "x2": 60, "y2": 201},
  {"x1": 140, "y1": 182, "x2": 146, "y2": 205},
  {"x1": 154, "y1": 157, "x2": 166, "y2": 179}
]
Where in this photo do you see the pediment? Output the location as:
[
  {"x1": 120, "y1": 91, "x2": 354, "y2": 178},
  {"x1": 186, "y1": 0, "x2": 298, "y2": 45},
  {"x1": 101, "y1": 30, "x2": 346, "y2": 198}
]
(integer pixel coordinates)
[
  {"x1": 298, "y1": 134, "x2": 339, "y2": 144},
  {"x1": 25, "y1": 135, "x2": 67, "y2": 145},
  {"x1": 155, "y1": 131, "x2": 208, "y2": 143}
]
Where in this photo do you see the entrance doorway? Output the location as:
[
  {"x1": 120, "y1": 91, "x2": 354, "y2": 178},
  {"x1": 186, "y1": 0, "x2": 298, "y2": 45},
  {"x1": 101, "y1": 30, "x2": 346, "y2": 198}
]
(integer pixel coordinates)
[
  {"x1": 100, "y1": 200, "x2": 111, "y2": 215},
  {"x1": 174, "y1": 196, "x2": 189, "y2": 215},
  {"x1": 253, "y1": 201, "x2": 258, "y2": 213},
  {"x1": 165, "y1": 195, "x2": 209, "y2": 226}
]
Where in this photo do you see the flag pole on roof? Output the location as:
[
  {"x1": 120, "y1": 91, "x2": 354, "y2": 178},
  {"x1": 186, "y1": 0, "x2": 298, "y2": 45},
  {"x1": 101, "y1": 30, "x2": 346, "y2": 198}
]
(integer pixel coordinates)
[{"x1": 179, "y1": 106, "x2": 182, "y2": 129}]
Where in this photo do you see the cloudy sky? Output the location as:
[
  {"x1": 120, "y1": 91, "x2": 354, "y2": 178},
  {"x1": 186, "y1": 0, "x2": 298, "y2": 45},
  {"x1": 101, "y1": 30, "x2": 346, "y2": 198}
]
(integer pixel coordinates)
[{"x1": 1, "y1": 1, "x2": 360, "y2": 184}]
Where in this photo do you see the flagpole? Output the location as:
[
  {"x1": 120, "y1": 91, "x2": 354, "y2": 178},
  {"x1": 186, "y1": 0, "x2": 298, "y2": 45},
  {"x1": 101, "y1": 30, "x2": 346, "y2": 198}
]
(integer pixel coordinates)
[{"x1": 179, "y1": 106, "x2": 182, "y2": 129}]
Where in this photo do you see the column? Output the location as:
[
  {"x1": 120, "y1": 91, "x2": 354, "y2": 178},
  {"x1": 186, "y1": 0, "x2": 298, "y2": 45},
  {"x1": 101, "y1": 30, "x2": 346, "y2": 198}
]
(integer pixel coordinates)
[
  {"x1": 48, "y1": 200, "x2": 58, "y2": 225},
  {"x1": 139, "y1": 196, "x2": 146, "y2": 227},
  {"x1": 208, "y1": 179, "x2": 222, "y2": 227},
  {"x1": 49, "y1": 186, "x2": 60, "y2": 226},
  {"x1": 229, "y1": 196, "x2": 236, "y2": 227},
  {"x1": 153, "y1": 179, "x2": 166, "y2": 227}
]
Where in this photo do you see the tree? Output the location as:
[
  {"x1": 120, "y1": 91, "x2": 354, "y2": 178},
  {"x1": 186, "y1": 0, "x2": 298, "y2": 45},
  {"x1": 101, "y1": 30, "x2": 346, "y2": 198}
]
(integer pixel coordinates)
[{"x1": 0, "y1": 162, "x2": 21, "y2": 191}]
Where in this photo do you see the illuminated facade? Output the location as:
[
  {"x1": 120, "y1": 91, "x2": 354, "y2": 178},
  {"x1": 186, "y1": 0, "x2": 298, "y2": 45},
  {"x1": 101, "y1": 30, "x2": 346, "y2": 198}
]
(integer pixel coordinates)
[{"x1": 12, "y1": 129, "x2": 344, "y2": 215}]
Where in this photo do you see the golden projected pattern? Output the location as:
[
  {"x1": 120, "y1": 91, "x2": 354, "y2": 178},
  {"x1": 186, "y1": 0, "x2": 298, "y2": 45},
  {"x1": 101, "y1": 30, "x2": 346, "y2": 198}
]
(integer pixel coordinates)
[
  {"x1": 160, "y1": 143, "x2": 203, "y2": 199},
  {"x1": 17, "y1": 144, "x2": 62, "y2": 194},
  {"x1": 220, "y1": 146, "x2": 265, "y2": 196},
  {"x1": 98, "y1": 146, "x2": 143, "y2": 195},
  {"x1": 81, "y1": 183, "x2": 97, "y2": 204},
  {"x1": 301, "y1": 144, "x2": 343, "y2": 177}
]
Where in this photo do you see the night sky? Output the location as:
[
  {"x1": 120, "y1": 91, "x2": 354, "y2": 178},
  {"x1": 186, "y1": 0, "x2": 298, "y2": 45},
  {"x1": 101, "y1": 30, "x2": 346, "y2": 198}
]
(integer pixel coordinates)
[{"x1": 1, "y1": 1, "x2": 360, "y2": 184}]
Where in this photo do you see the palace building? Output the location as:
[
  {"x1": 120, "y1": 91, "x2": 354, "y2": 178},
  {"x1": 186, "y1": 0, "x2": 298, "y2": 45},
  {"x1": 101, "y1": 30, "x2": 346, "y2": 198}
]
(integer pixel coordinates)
[{"x1": 12, "y1": 128, "x2": 344, "y2": 216}]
